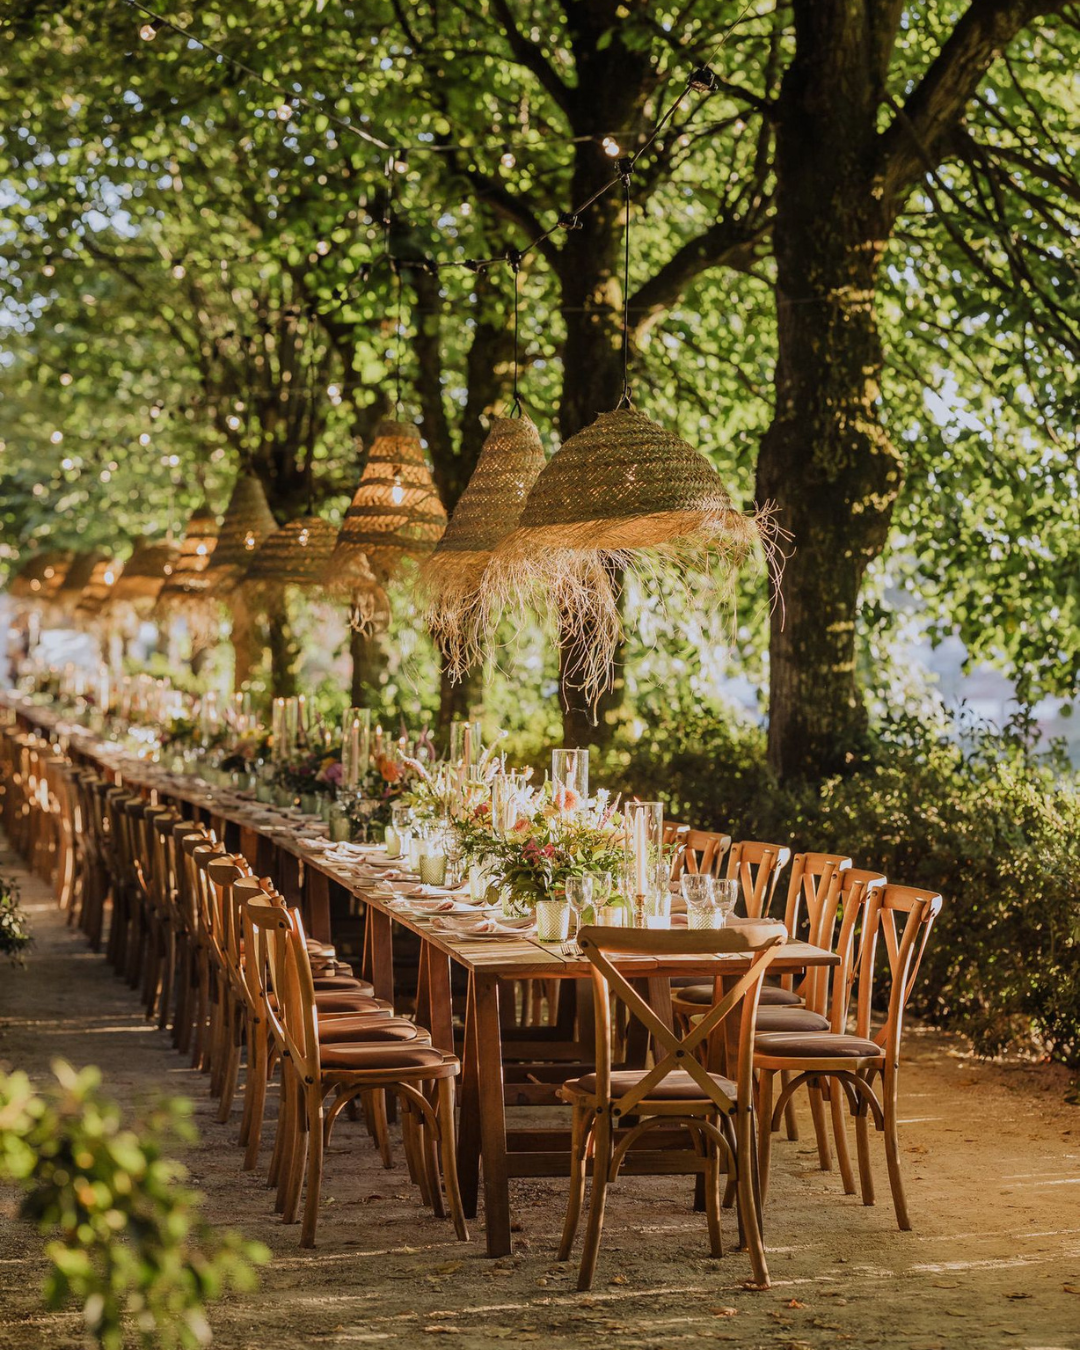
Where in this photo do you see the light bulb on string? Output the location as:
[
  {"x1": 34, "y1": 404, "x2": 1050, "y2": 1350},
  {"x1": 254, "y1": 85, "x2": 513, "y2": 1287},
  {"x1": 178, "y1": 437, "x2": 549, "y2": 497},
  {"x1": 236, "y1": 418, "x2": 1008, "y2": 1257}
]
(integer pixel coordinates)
[
  {"x1": 276, "y1": 101, "x2": 294, "y2": 121},
  {"x1": 602, "y1": 137, "x2": 621, "y2": 158},
  {"x1": 139, "y1": 20, "x2": 159, "y2": 40}
]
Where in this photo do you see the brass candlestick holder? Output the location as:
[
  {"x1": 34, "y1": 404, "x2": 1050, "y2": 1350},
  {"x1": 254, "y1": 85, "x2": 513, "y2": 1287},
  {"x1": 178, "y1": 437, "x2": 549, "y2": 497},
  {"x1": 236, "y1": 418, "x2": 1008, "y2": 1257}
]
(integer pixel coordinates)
[{"x1": 634, "y1": 892, "x2": 648, "y2": 929}]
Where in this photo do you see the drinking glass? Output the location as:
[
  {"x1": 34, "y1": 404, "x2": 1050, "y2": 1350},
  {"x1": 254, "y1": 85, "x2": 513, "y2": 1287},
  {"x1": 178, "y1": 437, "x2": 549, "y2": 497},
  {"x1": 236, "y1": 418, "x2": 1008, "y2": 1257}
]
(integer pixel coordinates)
[
  {"x1": 680, "y1": 873, "x2": 716, "y2": 910},
  {"x1": 551, "y1": 748, "x2": 589, "y2": 812},
  {"x1": 564, "y1": 876, "x2": 594, "y2": 939},
  {"x1": 536, "y1": 899, "x2": 571, "y2": 942},
  {"x1": 715, "y1": 877, "x2": 740, "y2": 918}
]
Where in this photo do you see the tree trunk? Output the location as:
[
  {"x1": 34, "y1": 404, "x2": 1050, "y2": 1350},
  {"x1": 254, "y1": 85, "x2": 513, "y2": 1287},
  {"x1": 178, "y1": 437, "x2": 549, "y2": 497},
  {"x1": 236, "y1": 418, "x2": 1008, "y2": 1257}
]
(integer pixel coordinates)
[
  {"x1": 349, "y1": 627, "x2": 385, "y2": 706},
  {"x1": 437, "y1": 662, "x2": 483, "y2": 743},
  {"x1": 555, "y1": 148, "x2": 629, "y2": 749},
  {"x1": 267, "y1": 605, "x2": 300, "y2": 698},
  {"x1": 756, "y1": 10, "x2": 903, "y2": 782}
]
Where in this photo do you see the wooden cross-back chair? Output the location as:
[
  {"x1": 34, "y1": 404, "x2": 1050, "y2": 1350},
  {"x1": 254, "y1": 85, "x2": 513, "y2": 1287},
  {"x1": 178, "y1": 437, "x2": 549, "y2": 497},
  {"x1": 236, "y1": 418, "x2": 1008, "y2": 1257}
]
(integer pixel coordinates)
[
  {"x1": 674, "y1": 828, "x2": 734, "y2": 880},
  {"x1": 557, "y1": 921, "x2": 786, "y2": 1291},
  {"x1": 236, "y1": 878, "x2": 419, "y2": 1180},
  {"x1": 755, "y1": 882, "x2": 942, "y2": 1229},
  {"x1": 726, "y1": 840, "x2": 792, "y2": 919},
  {"x1": 169, "y1": 821, "x2": 210, "y2": 1054},
  {"x1": 242, "y1": 889, "x2": 466, "y2": 1247}
]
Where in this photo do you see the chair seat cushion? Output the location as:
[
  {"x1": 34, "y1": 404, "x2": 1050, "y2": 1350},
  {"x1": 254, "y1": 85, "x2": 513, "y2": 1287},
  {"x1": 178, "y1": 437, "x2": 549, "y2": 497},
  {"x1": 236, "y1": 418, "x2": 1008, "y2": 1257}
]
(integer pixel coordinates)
[
  {"x1": 565, "y1": 1068, "x2": 736, "y2": 1102},
  {"x1": 759, "y1": 985, "x2": 804, "y2": 1007},
  {"x1": 270, "y1": 990, "x2": 391, "y2": 1015},
  {"x1": 317, "y1": 1015, "x2": 421, "y2": 1044},
  {"x1": 755, "y1": 1032, "x2": 883, "y2": 1059},
  {"x1": 754, "y1": 1007, "x2": 830, "y2": 1034},
  {"x1": 320, "y1": 1042, "x2": 447, "y2": 1071},
  {"x1": 675, "y1": 981, "x2": 803, "y2": 1009},
  {"x1": 312, "y1": 974, "x2": 376, "y2": 996}
]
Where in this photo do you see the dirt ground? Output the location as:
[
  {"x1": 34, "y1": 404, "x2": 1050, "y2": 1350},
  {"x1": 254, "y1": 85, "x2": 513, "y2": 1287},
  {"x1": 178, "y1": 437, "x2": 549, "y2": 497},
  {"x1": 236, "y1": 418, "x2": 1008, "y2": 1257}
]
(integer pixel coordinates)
[{"x1": 2, "y1": 836, "x2": 1079, "y2": 1350}]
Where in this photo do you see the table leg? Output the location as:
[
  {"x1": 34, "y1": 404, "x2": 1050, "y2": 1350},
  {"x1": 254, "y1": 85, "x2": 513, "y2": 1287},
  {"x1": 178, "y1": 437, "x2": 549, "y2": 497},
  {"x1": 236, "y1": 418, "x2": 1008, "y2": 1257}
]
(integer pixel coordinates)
[
  {"x1": 457, "y1": 976, "x2": 481, "y2": 1218},
  {"x1": 306, "y1": 868, "x2": 331, "y2": 943},
  {"x1": 474, "y1": 974, "x2": 511, "y2": 1256},
  {"x1": 365, "y1": 906, "x2": 395, "y2": 1005}
]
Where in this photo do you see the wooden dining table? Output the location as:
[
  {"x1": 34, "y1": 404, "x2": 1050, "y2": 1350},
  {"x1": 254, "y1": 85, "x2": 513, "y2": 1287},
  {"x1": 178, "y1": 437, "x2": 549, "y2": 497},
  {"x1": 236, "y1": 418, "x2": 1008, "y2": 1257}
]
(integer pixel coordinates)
[{"x1": 4, "y1": 693, "x2": 840, "y2": 1257}]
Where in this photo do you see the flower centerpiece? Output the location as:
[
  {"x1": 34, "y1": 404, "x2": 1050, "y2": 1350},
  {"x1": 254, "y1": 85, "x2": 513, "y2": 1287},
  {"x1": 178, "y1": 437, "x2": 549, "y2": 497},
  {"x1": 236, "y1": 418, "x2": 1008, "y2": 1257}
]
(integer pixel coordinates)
[{"x1": 457, "y1": 779, "x2": 628, "y2": 917}]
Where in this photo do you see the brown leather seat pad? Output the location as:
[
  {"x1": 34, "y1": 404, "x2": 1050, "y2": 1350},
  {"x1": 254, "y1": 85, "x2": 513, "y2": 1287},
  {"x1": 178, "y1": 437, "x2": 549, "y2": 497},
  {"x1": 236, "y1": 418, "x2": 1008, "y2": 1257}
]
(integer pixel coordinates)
[
  {"x1": 320, "y1": 1043, "x2": 448, "y2": 1071},
  {"x1": 318, "y1": 1016, "x2": 421, "y2": 1044},
  {"x1": 566, "y1": 1068, "x2": 736, "y2": 1101},
  {"x1": 755, "y1": 1032, "x2": 883, "y2": 1058},
  {"x1": 675, "y1": 982, "x2": 802, "y2": 1008},
  {"x1": 754, "y1": 1007, "x2": 830, "y2": 1033}
]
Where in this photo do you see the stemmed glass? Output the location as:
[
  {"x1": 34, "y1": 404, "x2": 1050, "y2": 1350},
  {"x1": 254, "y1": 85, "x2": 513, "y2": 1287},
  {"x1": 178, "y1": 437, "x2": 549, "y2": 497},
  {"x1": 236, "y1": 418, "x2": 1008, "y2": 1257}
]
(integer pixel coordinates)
[
  {"x1": 681, "y1": 873, "x2": 719, "y2": 928},
  {"x1": 564, "y1": 875, "x2": 595, "y2": 948}
]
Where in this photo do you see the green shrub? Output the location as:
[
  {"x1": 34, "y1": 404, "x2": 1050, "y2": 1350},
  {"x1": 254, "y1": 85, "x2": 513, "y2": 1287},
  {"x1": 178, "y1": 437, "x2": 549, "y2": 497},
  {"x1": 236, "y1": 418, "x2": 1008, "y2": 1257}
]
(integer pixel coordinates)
[
  {"x1": 0, "y1": 1060, "x2": 268, "y2": 1349},
  {"x1": 603, "y1": 698, "x2": 1080, "y2": 1066},
  {"x1": 0, "y1": 873, "x2": 32, "y2": 963}
]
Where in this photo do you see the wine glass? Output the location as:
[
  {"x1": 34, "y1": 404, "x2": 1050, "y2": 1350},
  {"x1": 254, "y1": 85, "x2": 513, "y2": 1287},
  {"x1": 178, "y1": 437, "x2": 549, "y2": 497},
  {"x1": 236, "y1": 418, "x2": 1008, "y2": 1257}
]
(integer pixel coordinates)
[{"x1": 564, "y1": 875, "x2": 595, "y2": 944}]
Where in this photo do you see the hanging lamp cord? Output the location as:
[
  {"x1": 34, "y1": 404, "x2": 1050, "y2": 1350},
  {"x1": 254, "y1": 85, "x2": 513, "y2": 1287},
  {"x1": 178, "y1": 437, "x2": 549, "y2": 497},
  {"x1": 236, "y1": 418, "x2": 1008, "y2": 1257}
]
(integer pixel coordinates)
[
  {"x1": 617, "y1": 163, "x2": 633, "y2": 410},
  {"x1": 508, "y1": 248, "x2": 523, "y2": 418}
]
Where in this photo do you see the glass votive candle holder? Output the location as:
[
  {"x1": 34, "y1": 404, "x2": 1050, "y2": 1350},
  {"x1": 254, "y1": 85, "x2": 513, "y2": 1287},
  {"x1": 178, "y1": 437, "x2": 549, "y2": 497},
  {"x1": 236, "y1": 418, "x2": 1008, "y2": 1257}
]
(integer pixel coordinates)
[
  {"x1": 688, "y1": 904, "x2": 725, "y2": 930},
  {"x1": 536, "y1": 899, "x2": 571, "y2": 942},
  {"x1": 408, "y1": 831, "x2": 426, "y2": 871},
  {"x1": 597, "y1": 903, "x2": 628, "y2": 928},
  {"x1": 419, "y1": 850, "x2": 447, "y2": 886},
  {"x1": 328, "y1": 808, "x2": 352, "y2": 843}
]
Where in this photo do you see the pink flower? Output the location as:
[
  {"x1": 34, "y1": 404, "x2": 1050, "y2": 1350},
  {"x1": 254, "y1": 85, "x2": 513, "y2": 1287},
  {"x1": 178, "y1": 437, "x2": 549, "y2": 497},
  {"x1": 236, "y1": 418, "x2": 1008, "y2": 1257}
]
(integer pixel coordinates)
[{"x1": 553, "y1": 786, "x2": 580, "y2": 813}]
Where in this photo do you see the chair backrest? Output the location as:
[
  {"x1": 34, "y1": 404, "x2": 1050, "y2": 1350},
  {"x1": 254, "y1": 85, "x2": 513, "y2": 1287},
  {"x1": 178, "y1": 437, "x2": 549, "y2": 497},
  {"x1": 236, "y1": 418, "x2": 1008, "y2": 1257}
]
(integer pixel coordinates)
[
  {"x1": 679, "y1": 828, "x2": 733, "y2": 879},
  {"x1": 240, "y1": 883, "x2": 293, "y2": 1054},
  {"x1": 577, "y1": 921, "x2": 785, "y2": 1121},
  {"x1": 809, "y1": 867, "x2": 886, "y2": 1025},
  {"x1": 725, "y1": 840, "x2": 792, "y2": 918},
  {"x1": 853, "y1": 883, "x2": 943, "y2": 1058},
  {"x1": 206, "y1": 854, "x2": 252, "y2": 991},
  {"x1": 663, "y1": 823, "x2": 690, "y2": 881}
]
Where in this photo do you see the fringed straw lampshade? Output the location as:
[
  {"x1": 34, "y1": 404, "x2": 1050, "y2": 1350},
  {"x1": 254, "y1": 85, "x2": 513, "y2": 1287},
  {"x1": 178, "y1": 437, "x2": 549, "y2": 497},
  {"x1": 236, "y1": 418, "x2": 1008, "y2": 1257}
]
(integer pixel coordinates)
[
  {"x1": 75, "y1": 557, "x2": 121, "y2": 622},
  {"x1": 204, "y1": 475, "x2": 278, "y2": 597},
  {"x1": 243, "y1": 514, "x2": 337, "y2": 607},
  {"x1": 326, "y1": 420, "x2": 446, "y2": 631},
  {"x1": 106, "y1": 541, "x2": 180, "y2": 617},
  {"x1": 156, "y1": 504, "x2": 221, "y2": 647},
  {"x1": 9, "y1": 550, "x2": 73, "y2": 603},
  {"x1": 52, "y1": 551, "x2": 106, "y2": 619},
  {"x1": 492, "y1": 407, "x2": 763, "y2": 707},
  {"x1": 419, "y1": 415, "x2": 545, "y2": 677}
]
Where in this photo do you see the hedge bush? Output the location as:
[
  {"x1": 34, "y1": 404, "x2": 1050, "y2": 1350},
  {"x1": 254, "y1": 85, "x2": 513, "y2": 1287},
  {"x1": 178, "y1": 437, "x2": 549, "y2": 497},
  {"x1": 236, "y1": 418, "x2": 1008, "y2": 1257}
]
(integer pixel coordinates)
[{"x1": 602, "y1": 697, "x2": 1080, "y2": 1066}]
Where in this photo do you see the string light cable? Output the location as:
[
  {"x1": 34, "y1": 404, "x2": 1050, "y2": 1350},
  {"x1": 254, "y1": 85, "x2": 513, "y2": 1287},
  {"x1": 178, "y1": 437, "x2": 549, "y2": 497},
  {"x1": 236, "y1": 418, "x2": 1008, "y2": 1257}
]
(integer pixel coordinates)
[{"x1": 120, "y1": 0, "x2": 761, "y2": 281}]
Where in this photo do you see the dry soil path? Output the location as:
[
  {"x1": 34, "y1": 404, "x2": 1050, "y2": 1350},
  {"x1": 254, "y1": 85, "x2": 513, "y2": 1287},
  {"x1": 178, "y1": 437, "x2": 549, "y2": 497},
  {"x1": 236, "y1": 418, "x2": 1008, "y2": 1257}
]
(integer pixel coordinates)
[{"x1": 1, "y1": 836, "x2": 1078, "y2": 1350}]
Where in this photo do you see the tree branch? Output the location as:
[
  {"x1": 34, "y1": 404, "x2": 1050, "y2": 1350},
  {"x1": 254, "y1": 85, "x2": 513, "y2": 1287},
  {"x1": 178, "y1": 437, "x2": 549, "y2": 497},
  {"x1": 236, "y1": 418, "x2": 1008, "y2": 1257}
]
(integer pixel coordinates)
[
  {"x1": 490, "y1": 0, "x2": 576, "y2": 118},
  {"x1": 629, "y1": 217, "x2": 772, "y2": 335},
  {"x1": 881, "y1": 0, "x2": 1068, "y2": 205}
]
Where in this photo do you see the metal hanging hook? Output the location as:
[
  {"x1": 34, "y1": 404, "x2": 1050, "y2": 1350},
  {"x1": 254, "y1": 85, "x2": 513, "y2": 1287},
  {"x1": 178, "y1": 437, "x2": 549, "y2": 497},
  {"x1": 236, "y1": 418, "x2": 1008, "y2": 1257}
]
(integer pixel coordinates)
[{"x1": 508, "y1": 248, "x2": 524, "y2": 418}]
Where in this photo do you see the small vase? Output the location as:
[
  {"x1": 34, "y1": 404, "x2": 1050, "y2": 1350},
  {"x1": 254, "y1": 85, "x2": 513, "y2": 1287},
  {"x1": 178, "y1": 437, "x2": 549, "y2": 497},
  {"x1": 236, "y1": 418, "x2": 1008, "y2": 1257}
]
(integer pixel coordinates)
[{"x1": 300, "y1": 792, "x2": 320, "y2": 816}]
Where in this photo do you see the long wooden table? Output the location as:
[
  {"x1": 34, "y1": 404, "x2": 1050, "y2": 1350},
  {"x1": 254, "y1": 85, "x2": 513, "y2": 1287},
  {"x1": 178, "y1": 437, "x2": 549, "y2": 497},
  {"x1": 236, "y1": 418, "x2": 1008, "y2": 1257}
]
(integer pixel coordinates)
[{"x1": 4, "y1": 694, "x2": 839, "y2": 1256}]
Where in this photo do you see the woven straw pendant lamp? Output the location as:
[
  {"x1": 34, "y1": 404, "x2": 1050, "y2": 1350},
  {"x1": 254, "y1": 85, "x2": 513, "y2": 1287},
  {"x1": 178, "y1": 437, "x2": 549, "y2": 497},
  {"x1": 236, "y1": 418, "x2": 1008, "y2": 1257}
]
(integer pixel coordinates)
[
  {"x1": 53, "y1": 551, "x2": 106, "y2": 619},
  {"x1": 204, "y1": 475, "x2": 279, "y2": 597},
  {"x1": 106, "y1": 540, "x2": 180, "y2": 616},
  {"x1": 155, "y1": 504, "x2": 221, "y2": 647},
  {"x1": 492, "y1": 407, "x2": 761, "y2": 706},
  {"x1": 9, "y1": 549, "x2": 74, "y2": 603},
  {"x1": 326, "y1": 420, "x2": 446, "y2": 630},
  {"x1": 243, "y1": 514, "x2": 337, "y2": 606},
  {"x1": 75, "y1": 557, "x2": 121, "y2": 622},
  {"x1": 419, "y1": 414, "x2": 545, "y2": 677}
]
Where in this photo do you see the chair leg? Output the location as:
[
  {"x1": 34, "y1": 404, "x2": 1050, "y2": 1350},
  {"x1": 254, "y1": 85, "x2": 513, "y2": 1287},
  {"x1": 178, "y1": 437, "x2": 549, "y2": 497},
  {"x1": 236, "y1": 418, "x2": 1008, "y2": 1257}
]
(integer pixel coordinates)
[
  {"x1": 157, "y1": 929, "x2": 175, "y2": 1032},
  {"x1": 576, "y1": 1109, "x2": 613, "y2": 1292},
  {"x1": 781, "y1": 1070, "x2": 799, "y2": 1141},
  {"x1": 704, "y1": 1131, "x2": 724, "y2": 1258},
  {"x1": 854, "y1": 1091, "x2": 876, "y2": 1206},
  {"x1": 300, "y1": 1089, "x2": 326, "y2": 1248},
  {"x1": 757, "y1": 1070, "x2": 775, "y2": 1203},
  {"x1": 735, "y1": 1106, "x2": 770, "y2": 1289},
  {"x1": 243, "y1": 1024, "x2": 269, "y2": 1170},
  {"x1": 828, "y1": 1080, "x2": 857, "y2": 1195},
  {"x1": 436, "y1": 1078, "x2": 469, "y2": 1242},
  {"x1": 882, "y1": 1071, "x2": 911, "y2": 1230},
  {"x1": 808, "y1": 1081, "x2": 832, "y2": 1170},
  {"x1": 282, "y1": 1084, "x2": 309, "y2": 1224},
  {"x1": 421, "y1": 1108, "x2": 446, "y2": 1219},
  {"x1": 371, "y1": 1090, "x2": 394, "y2": 1170},
  {"x1": 557, "y1": 1103, "x2": 590, "y2": 1261},
  {"x1": 216, "y1": 1007, "x2": 242, "y2": 1125}
]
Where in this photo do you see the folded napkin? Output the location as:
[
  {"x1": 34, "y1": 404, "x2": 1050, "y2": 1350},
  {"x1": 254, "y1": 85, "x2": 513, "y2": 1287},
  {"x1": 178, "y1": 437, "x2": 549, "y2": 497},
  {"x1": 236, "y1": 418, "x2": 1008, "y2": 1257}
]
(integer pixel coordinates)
[
  {"x1": 431, "y1": 914, "x2": 536, "y2": 938},
  {"x1": 406, "y1": 896, "x2": 460, "y2": 913}
]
